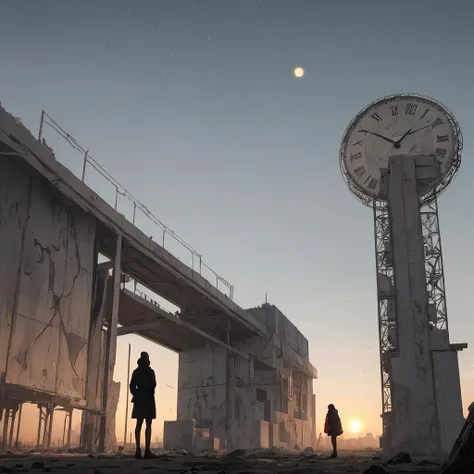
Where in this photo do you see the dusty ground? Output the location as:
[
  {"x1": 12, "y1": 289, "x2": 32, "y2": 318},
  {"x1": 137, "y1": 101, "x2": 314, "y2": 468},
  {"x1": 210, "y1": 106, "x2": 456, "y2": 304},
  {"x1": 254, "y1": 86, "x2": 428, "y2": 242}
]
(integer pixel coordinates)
[{"x1": 0, "y1": 449, "x2": 444, "y2": 473}]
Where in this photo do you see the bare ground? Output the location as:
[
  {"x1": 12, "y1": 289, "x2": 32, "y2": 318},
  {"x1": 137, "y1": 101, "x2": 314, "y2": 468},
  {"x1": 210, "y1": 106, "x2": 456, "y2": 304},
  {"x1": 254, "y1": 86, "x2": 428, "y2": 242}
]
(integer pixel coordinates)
[{"x1": 0, "y1": 450, "x2": 443, "y2": 474}]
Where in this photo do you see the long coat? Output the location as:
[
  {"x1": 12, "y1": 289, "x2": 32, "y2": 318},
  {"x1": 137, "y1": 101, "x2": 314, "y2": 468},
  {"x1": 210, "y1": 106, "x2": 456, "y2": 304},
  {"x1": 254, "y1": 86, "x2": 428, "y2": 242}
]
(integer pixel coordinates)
[
  {"x1": 324, "y1": 409, "x2": 343, "y2": 437},
  {"x1": 130, "y1": 363, "x2": 157, "y2": 420}
]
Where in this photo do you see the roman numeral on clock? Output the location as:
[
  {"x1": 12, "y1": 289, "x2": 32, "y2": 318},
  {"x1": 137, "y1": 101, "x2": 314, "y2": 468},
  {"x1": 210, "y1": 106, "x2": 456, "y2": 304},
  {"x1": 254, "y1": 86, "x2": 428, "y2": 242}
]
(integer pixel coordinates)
[
  {"x1": 354, "y1": 165, "x2": 366, "y2": 177},
  {"x1": 367, "y1": 178, "x2": 378, "y2": 190},
  {"x1": 353, "y1": 140, "x2": 364, "y2": 147},
  {"x1": 350, "y1": 151, "x2": 362, "y2": 161},
  {"x1": 391, "y1": 106, "x2": 399, "y2": 116},
  {"x1": 435, "y1": 148, "x2": 447, "y2": 158},
  {"x1": 405, "y1": 103, "x2": 418, "y2": 115},
  {"x1": 371, "y1": 112, "x2": 383, "y2": 122},
  {"x1": 437, "y1": 134, "x2": 449, "y2": 143},
  {"x1": 420, "y1": 109, "x2": 430, "y2": 119},
  {"x1": 432, "y1": 117, "x2": 443, "y2": 128}
]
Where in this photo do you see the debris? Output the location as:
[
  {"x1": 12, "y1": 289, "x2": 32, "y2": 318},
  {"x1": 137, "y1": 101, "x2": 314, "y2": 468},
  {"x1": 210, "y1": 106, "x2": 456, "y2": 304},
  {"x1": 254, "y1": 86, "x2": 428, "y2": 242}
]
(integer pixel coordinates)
[
  {"x1": 31, "y1": 461, "x2": 46, "y2": 470},
  {"x1": 226, "y1": 449, "x2": 247, "y2": 458},
  {"x1": 363, "y1": 466, "x2": 388, "y2": 474},
  {"x1": 386, "y1": 451, "x2": 411, "y2": 464},
  {"x1": 302, "y1": 447, "x2": 314, "y2": 457},
  {"x1": 418, "y1": 459, "x2": 440, "y2": 466},
  {"x1": 440, "y1": 401, "x2": 474, "y2": 474}
]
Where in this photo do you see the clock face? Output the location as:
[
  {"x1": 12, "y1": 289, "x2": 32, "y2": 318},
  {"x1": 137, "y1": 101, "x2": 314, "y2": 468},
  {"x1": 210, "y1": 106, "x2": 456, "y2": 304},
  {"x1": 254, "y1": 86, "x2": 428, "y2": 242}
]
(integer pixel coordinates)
[{"x1": 340, "y1": 94, "x2": 460, "y2": 201}]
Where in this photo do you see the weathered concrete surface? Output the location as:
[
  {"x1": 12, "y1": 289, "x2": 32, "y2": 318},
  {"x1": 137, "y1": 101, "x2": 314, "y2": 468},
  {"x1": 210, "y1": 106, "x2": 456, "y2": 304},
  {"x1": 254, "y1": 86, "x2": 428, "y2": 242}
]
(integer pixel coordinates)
[
  {"x1": 0, "y1": 157, "x2": 96, "y2": 405},
  {"x1": 0, "y1": 104, "x2": 267, "y2": 340},
  {"x1": 175, "y1": 304, "x2": 317, "y2": 452},
  {"x1": 385, "y1": 156, "x2": 464, "y2": 455},
  {"x1": 0, "y1": 450, "x2": 443, "y2": 474}
]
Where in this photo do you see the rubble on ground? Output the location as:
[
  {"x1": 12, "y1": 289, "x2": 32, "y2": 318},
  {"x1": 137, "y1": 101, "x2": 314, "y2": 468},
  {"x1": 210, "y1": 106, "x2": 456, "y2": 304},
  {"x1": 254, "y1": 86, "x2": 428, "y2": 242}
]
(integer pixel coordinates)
[{"x1": 0, "y1": 449, "x2": 444, "y2": 473}]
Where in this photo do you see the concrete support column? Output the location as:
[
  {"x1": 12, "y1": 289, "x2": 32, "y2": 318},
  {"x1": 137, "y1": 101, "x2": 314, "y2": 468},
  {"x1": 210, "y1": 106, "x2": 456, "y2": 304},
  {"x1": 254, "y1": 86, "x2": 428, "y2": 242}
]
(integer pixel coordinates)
[
  {"x1": 98, "y1": 234, "x2": 122, "y2": 452},
  {"x1": 67, "y1": 409, "x2": 73, "y2": 448},
  {"x1": 14, "y1": 403, "x2": 23, "y2": 449},
  {"x1": 1, "y1": 408, "x2": 10, "y2": 449},
  {"x1": 7, "y1": 407, "x2": 17, "y2": 448},
  {"x1": 46, "y1": 404, "x2": 55, "y2": 451},
  {"x1": 225, "y1": 321, "x2": 236, "y2": 450},
  {"x1": 387, "y1": 155, "x2": 439, "y2": 454}
]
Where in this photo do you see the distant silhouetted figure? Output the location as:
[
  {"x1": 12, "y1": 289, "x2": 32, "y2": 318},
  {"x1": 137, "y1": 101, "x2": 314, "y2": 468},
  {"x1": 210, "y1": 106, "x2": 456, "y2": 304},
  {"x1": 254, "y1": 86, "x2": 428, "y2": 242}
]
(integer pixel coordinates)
[
  {"x1": 324, "y1": 403, "x2": 343, "y2": 458},
  {"x1": 130, "y1": 352, "x2": 156, "y2": 459}
]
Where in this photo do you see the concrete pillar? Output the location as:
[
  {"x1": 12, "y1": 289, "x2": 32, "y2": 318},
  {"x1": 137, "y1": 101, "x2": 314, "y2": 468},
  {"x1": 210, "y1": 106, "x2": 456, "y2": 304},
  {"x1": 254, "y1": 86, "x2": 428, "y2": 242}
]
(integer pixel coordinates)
[
  {"x1": 67, "y1": 409, "x2": 73, "y2": 448},
  {"x1": 98, "y1": 234, "x2": 122, "y2": 452},
  {"x1": 46, "y1": 404, "x2": 54, "y2": 450},
  {"x1": 387, "y1": 155, "x2": 439, "y2": 454},
  {"x1": 14, "y1": 403, "x2": 22, "y2": 448},
  {"x1": 1, "y1": 408, "x2": 10, "y2": 449}
]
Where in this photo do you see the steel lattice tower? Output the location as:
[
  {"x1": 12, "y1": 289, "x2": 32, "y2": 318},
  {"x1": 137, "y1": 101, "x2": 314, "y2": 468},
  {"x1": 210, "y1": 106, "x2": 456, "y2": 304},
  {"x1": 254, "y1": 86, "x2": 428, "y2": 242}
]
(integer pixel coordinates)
[{"x1": 373, "y1": 196, "x2": 449, "y2": 444}]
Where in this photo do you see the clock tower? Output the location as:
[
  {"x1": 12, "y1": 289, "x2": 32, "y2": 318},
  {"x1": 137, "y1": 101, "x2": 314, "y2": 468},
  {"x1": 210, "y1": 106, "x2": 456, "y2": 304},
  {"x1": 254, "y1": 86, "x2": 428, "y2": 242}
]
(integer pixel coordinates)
[{"x1": 340, "y1": 94, "x2": 466, "y2": 455}]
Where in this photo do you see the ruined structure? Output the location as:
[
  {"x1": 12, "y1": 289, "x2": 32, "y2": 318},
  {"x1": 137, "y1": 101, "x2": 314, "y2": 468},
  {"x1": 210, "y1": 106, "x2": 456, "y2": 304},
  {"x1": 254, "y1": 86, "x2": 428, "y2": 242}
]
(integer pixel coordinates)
[
  {"x1": 340, "y1": 94, "x2": 467, "y2": 455},
  {"x1": 168, "y1": 304, "x2": 317, "y2": 451},
  {"x1": 0, "y1": 103, "x2": 317, "y2": 452}
]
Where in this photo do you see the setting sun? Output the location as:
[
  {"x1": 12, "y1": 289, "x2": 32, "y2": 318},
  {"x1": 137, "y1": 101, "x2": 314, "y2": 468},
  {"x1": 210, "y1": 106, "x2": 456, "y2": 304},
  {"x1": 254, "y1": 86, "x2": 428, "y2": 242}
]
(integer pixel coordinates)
[{"x1": 350, "y1": 420, "x2": 362, "y2": 433}]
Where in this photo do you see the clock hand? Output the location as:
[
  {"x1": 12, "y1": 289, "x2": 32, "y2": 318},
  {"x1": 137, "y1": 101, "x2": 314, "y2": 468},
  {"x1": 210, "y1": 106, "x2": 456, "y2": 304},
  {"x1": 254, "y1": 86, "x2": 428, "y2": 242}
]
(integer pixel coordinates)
[
  {"x1": 395, "y1": 127, "x2": 413, "y2": 146},
  {"x1": 359, "y1": 129, "x2": 396, "y2": 144},
  {"x1": 407, "y1": 123, "x2": 435, "y2": 135}
]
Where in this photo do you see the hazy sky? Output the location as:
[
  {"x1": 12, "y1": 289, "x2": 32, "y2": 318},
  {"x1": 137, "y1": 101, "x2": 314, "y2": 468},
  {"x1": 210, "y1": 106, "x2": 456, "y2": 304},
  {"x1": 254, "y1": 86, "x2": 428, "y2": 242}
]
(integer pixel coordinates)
[{"x1": 1, "y1": 0, "x2": 474, "y2": 442}]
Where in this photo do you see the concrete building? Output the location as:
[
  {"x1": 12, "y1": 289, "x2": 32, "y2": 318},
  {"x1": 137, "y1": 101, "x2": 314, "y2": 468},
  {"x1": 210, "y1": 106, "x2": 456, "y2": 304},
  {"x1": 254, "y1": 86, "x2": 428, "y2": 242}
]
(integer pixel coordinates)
[
  {"x1": 165, "y1": 303, "x2": 317, "y2": 451},
  {"x1": 0, "y1": 103, "x2": 318, "y2": 452}
]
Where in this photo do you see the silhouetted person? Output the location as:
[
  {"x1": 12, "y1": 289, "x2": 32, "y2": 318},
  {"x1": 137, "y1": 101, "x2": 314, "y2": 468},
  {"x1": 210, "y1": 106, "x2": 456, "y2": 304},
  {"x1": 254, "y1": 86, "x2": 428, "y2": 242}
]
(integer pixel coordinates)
[
  {"x1": 324, "y1": 403, "x2": 343, "y2": 458},
  {"x1": 130, "y1": 351, "x2": 156, "y2": 459}
]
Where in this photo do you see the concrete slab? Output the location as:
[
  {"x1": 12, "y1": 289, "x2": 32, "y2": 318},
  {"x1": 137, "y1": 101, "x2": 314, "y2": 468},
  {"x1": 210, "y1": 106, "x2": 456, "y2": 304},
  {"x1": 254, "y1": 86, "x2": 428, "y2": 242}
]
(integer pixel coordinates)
[{"x1": 0, "y1": 104, "x2": 267, "y2": 340}]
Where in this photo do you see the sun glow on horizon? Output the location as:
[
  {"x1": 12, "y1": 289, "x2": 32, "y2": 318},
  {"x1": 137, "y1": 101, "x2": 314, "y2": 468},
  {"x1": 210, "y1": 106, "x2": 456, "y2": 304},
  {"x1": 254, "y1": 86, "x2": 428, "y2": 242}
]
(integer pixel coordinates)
[{"x1": 350, "y1": 419, "x2": 362, "y2": 433}]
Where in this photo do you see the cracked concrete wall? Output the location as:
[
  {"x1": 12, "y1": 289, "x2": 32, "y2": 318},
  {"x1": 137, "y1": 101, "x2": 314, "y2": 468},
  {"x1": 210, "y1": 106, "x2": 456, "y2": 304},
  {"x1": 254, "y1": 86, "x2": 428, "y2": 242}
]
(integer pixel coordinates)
[
  {"x1": 1, "y1": 158, "x2": 96, "y2": 403},
  {"x1": 85, "y1": 266, "x2": 109, "y2": 412},
  {"x1": 247, "y1": 305, "x2": 309, "y2": 360},
  {"x1": 432, "y1": 350, "x2": 465, "y2": 453},
  {"x1": 177, "y1": 345, "x2": 228, "y2": 441},
  {"x1": 0, "y1": 159, "x2": 30, "y2": 379}
]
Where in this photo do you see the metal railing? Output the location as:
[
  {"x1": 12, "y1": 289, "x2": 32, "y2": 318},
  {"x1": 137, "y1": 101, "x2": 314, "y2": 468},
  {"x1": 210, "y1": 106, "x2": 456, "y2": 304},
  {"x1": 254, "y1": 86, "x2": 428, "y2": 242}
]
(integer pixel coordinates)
[{"x1": 38, "y1": 110, "x2": 234, "y2": 299}]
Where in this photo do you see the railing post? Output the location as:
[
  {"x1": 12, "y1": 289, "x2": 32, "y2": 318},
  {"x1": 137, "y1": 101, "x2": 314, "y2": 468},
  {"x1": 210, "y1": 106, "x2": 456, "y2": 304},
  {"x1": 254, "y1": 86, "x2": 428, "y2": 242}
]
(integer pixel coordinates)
[
  {"x1": 114, "y1": 186, "x2": 119, "y2": 210},
  {"x1": 38, "y1": 110, "x2": 45, "y2": 142},
  {"x1": 81, "y1": 149, "x2": 89, "y2": 182},
  {"x1": 132, "y1": 202, "x2": 137, "y2": 225},
  {"x1": 162, "y1": 230, "x2": 166, "y2": 247}
]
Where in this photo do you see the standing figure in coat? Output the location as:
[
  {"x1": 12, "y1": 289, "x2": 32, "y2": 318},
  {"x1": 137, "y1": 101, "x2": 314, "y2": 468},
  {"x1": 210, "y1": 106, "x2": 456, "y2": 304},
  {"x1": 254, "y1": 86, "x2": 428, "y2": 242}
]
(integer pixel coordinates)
[
  {"x1": 324, "y1": 403, "x2": 343, "y2": 458},
  {"x1": 130, "y1": 352, "x2": 157, "y2": 459}
]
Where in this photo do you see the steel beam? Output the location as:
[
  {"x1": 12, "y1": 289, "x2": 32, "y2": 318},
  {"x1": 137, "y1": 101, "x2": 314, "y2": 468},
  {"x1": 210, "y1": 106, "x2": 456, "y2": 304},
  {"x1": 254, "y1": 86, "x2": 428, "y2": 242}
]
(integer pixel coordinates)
[{"x1": 117, "y1": 320, "x2": 164, "y2": 335}]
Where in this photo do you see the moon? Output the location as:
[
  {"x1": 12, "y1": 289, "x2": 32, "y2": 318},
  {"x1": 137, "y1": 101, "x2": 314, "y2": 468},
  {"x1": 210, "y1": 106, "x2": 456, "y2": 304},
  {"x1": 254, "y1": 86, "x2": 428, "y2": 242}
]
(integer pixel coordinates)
[{"x1": 293, "y1": 67, "x2": 304, "y2": 78}]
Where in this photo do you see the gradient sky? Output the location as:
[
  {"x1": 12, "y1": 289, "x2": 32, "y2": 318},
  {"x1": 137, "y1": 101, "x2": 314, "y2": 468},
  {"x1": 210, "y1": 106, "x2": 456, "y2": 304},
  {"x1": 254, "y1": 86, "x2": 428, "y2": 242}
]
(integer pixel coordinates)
[{"x1": 1, "y1": 0, "x2": 474, "y2": 443}]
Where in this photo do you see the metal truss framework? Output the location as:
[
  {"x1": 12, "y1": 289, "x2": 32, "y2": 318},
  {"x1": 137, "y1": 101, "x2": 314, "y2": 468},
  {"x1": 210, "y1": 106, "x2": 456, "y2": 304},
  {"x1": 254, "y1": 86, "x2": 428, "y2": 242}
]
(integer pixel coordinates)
[
  {"x1": 373, "y1": 201, "x2": 395, "y2": 441},
  {"x1": 373, "y1": 195, "x2": 449, "y2": 441},
  {"x1": 420, "y1": 198, "x2": 449, "y2": 330}
]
